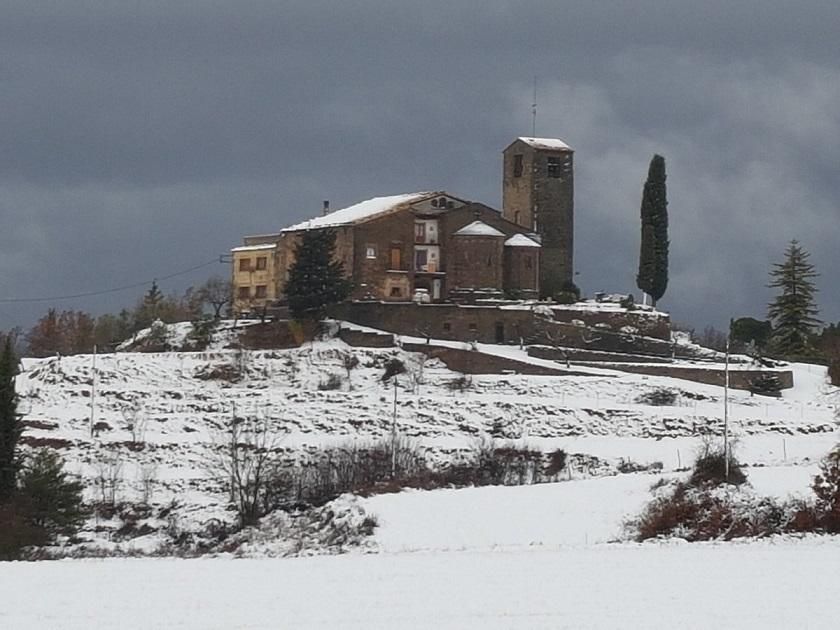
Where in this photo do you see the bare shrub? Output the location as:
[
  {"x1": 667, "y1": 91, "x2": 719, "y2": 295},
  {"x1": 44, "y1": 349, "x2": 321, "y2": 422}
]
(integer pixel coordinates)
[
  {"x1": 545, "y1": 448, "x2": 568, "y2": 477},
  {"x1": 617, "y1": 459, "x2": 664, "y2": 474},
  {"x1": 95, "y1": 453, "x2": 123, "y2": 507},
  {"x1": 812, "y1": 446, "x2": 840, "y2": 532},
  {"x1": 439, "y1": 441, "x2": 546, "y2": 487},
  {"x1": 635, "y1": 387, "x2": 679, "y2": 406},
  {"x1": 634, "y1": 482, "x2": 786, "y2": 542},
  {"x1": 194, "y1": 363, "x2": 243, "y2": 382},
  {"x1": 207, "y1": 414, "x2": 285, "y2": 526},
  {"x1": 341, "y1": 352, "x2": 359, "y2": 390},
  {"x1": 381, "y1": 357, "x2": 406, "y2": 382},
  {"x1": 404, "y1": 354, "x2": 429, "y2": 394},
  {"x1": 121, "y1": 400, "x2": 148, "y2": 445},
  {"x1": 138, "y1": 463, "x2": 158, "y2": 506},
  {"x1": 748, "y1": 374, "x2": 783, "y2": 398},
  {"x1": 280, "y1": 437, "x2": 428, "y2": 506},
  {"x1": 447, "y1": 374, "x2": 473, "y2": 392},
  {"x1": 689, "y1": 444, "x2": 747, "y2": 487}
]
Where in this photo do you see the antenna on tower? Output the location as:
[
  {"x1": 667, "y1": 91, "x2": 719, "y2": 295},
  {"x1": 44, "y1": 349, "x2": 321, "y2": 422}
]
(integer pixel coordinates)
[{"x1": 531, "y1": 76, "x2": 537, "y2": 137}]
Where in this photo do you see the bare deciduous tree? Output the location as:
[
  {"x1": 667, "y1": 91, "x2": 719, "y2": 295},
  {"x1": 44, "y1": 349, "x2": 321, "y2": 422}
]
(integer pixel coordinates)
[
  {"x1": 121, "y1": 400, "x2": 148, "y2": 445},
  {"x1": 95, "y1": 452, "x2": 123, "y2": 506},
  {"x1": 197, "y1": 276, "x2": 233, "y2": 319},
  {"x1": 138, "y1": 462, "x2": 158, "y2": 505},
  {"x1": 207, "y1": 411, "x2": 285, "y2": 526},
  {"x1": 341, "y1": 352, "x2": 359, "y2": 391}
]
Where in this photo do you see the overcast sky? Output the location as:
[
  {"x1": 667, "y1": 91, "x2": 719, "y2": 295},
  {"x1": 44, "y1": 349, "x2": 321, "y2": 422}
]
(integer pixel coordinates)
[{"x1": 1, "y1": 1, "x2": 838, "y2": 331}]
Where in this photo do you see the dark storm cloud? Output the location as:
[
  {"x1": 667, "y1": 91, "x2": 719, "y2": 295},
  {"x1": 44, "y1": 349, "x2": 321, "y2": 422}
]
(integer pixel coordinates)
[{"x1": 1, "y1": 1, "x2": 839, "y2": 329}]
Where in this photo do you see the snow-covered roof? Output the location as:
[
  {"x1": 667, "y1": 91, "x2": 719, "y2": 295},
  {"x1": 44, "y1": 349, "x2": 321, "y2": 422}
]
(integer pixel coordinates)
[
  {"x1": 504, "y1": 233, "x2": 541, "y2": 248},
  {"x1": 281, "y1": 192, "x2": 435, "y2": 232},
  {"x1": 230, "y1": 243, "x2": 277, "y2": 253},
  {"x1": 517, "y1": 137, "x2": 573, "y2": 151},
  {"x1": 454, "y1": 221, "x2": 505, "y2": 237}
]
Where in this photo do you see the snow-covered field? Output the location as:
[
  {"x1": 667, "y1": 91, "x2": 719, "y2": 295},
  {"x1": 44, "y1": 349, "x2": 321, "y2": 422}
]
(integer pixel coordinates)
[
  {"x1": 5, "y1": 323, "x2": 840, "y2": 627},
  {"x1": 4, "y1": 540, "x2": 840, "y2": 629}
]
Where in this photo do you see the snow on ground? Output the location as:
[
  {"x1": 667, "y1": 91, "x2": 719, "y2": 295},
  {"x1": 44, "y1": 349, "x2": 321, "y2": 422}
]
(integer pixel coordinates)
[
  {"x1": 12, "y1": 322, "x2": 840, "y2": 551},
  {"x1": 3, "y1": 541, "x2": 840, "y2": 629},
  {"x1": 6, "y1": 323, "x2": 840, "y2": 626},
  {"x1": 363, "y1": 474, "x2": 653, "y2": 551}
]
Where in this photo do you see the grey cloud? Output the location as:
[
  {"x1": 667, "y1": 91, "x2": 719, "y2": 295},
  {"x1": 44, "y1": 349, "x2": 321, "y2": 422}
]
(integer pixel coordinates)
[{"x1": 1, "y1": 1, "x2": 839, "y2": 330}]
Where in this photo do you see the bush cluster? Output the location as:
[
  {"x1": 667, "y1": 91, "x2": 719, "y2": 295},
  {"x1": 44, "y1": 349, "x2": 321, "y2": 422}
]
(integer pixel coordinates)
[
  {"x1": 635, "y1": 387, "x2": 678, "y2": 406},
  {"x1": 262, "y1": 441, "x2": 568, "y2": 510},
  {"x1": 633, "y1": 444, "x2": 840, "y2": 542}
]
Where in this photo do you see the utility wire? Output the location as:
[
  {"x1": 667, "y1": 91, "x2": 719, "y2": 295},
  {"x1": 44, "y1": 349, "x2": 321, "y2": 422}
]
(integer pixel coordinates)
[{"x1": 0, "y1": 258, "x2": 222, "y2": 304}]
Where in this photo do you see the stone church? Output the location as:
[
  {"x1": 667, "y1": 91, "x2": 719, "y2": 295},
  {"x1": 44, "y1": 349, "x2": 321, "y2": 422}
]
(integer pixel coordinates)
[{"x1": 230, "y1": 137, "x2": 574, "y2": 314}]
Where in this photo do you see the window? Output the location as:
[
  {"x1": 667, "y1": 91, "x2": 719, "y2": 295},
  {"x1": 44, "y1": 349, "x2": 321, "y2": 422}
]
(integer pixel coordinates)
[
  {"x1": 414, "y1": 222, "x2": 426, "y2": 242},
  {"x1": 390, "y1": 246, "x2": 402, "y2": 270},
  {"x1": 238, "y1": 286, "x2": 250, "y2": 299},
  {"x1": 389, "y1": 286, "x2": 403, "y2": 297},
  {"x1": 415, "y1": 249, "x2": 428, "y2": 270},
  {"x1": 366, "y1": 245, "x2": 377, "y2": 259},
  {"x1": 525, "y1": 255, "x2": 532, "y2": 269},
  {"x1": 255, "y1": 256, "x2": 267, "y2": 271},
  {"x1": 514, "y1": 210, "x2": 521, "y2": 225},
  {"x1": 513, "y1": 154, "x2": 523, "y2": 177},
  {"x1": 547, "y1": 156, "x2": 562, "y2": 178},
  {"x1": 487, "y1": 255, "x2": 493, "y2": 267},
  {"x1": 255, "y1": 285, "x2": 267, "y2": 298},
  {"x1": 468, "y1": 323, "x2": 478, "y2": 332},
  {"x1": 238, "y1": 258, "x2": 251, "y2": 272},
  {"x1": 442, "y1": 322, "x2": 451, "y2": 332}
]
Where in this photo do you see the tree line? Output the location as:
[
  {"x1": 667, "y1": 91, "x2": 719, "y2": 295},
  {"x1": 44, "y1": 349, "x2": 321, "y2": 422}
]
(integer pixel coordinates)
[{"x1": 2, "y1": 276, "x2": 233, "y2": 358}]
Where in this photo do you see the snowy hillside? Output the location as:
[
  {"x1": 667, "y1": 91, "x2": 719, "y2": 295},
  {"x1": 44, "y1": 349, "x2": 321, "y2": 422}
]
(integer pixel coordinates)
[
  {"x1": 13, "y1": 322, "x2": 839, "y2": 555},
  {"x1": 7, "y1": 323, "x2": 840, "y2": 628}
]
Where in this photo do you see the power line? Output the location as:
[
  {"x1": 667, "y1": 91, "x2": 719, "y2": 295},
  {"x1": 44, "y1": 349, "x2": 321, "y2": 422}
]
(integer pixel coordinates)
[{"x1": 0, "y1": 257, "x2": 223, "y2": 304}]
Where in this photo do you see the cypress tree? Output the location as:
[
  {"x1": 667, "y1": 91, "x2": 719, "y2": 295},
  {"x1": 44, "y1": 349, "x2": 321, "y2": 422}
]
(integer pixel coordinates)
[
  {"x1": 767, "y1": 240, "x2": 820, "y2": 356},
  {"x1": 636, "y1": 154, "x2": 669, "y2": 306},
  {"x1": 0, "y1": 337, "x2": 21, "y2": 502},
  {"x1": 284, "y1": 229, "x2": 352, "y2": 321}
]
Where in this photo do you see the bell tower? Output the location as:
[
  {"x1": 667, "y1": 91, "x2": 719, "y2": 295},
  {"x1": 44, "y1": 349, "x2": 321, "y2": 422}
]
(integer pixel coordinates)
[{"x1": 502, "y1": 137, "x2": 574, "y2": 299}]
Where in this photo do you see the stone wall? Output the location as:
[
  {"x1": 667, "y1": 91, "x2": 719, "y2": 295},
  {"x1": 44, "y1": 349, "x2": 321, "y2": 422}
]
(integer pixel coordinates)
[
  {"x1": 339, "y1": 328, "x2": 395, "y2": 348},
  {"x1": 450, "y1": 234, "x2": 504, "y2": 290},
  {"x1": 527, "y1": 345, "x2": 673, "y2": 364},
  {"x1": 330, "y1": 301, "x2": 674, "y2": 355},
  {"x1": 575, "y1": 362, "x2": 794, "y2": 391},
  {"x1": 402, "y1": 343, "x2": 593, "y2": 377},
  {"x1": 503, "y1": 246, "x2": 540, "y2": 295},
  {"x1": 549, "y1": 306, "x2": 671, "y2": 340}
]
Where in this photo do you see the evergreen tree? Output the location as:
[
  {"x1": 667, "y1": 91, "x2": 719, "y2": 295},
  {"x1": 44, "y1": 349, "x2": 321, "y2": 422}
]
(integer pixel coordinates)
[
  {"x1": 767, "y1": 240, "x2": 820, "y2": 356},
  {"x1": 0, "y1": 337, "x2": 21, "y2": 502},
  {"x1": 284, "y1": 229, "x2": 352, "y2": 321},
  {"x1": 636, "y1": 154, "x2": 669, "y2": 306},
  {"x1": 17, "y1": 450, "x2": 87, "y2": 536},
  {"x1": 135, "y1": 281, "x2": 165, "y2": 330}
]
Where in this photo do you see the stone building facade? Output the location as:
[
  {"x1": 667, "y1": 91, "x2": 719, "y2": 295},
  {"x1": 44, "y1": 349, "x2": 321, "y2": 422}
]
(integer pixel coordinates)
[
  {"x1": 231, "y1": 137, "x2": 574, "y2": 312},
  {"x1": 502, "y1": 137, "x2": 574, "y2": 298}
]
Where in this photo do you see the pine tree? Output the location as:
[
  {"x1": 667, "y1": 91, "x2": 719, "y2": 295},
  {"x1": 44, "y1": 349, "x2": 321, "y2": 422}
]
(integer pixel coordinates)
[
  {"x1": 17, "y1": 450, "x2": 87, "y2": 536},
  {"x1": 636, "y1": 154, "x2": 669, "y2": 306},
  {"x1": 767, "y1": 240, "x2": 820, "y2": 356},
  {"x1": 284, "y1": 229, "x2": 352, "y2": 321},
  {"x1": 0, "y1": 337, "x2": 21, "y2": 502},
  {"x1": 134, "y1": 281, "x2": 165, "y2": 330}
]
